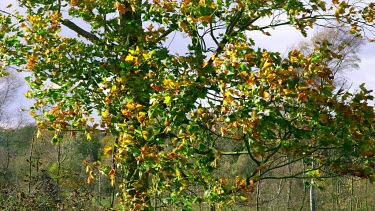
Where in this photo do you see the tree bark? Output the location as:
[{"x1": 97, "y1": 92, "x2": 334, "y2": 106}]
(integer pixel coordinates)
[{"x1": 310, "y1": 160, "x2": 316, "y2": 211}]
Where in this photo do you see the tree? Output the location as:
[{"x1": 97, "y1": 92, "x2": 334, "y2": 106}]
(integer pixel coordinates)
[
  {"x1": 295, "y1": 27, "x2": 365, "y2": 87},
  {"x1": 0, "y1": 68, "x2": 26, "y2": 127},
  {"x1": 0, "y1": 68, "x2": 29, "y2": 190},
  {"x1": 293, "y1": 27, "x2": 366, "y2": 211},
  {"x1": 1, "y1": 0, "x2": 375, "y2": 209}
]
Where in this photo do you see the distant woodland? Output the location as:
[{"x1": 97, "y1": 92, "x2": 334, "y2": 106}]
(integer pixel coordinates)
[{"x1": 0, "y1": 125, "x2": 374, "y2": 210}]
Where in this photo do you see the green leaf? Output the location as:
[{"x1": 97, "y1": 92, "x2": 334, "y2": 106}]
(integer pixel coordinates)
[{"x1": 51, "y1": 136, "x2": 59, "y2": 144}]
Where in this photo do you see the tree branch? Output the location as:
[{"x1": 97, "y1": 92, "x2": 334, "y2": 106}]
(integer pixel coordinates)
[
  {"x1": 244, "y1": 136, "x2": 261, "y2": 166},
  {"x1": 204, "y1": 14, "x2": 260, "y2": 70},
  {"x1": 61, "y1": 19, "x2": 100, "y2": 42},
  {"x1": 221, "y1": 150, "x2": 248, "y2": 155},
  {"x1": 155, "y1": 27, "x2": 174, "y2": 44}
]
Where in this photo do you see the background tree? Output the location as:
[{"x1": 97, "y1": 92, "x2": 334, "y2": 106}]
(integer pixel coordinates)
[
  {"x1": 0, "y1": 127, "x2": 109, "y2": 210},
  {"x1": 295, "y1": 26, "x2": 365, "y2": 87},
  {"x1": 0, "y1": 68, "x2": 30, "y2": 196},
  {"x1": 1, "y1": 0, "x2": 375, "y2": 209},
  {"x1": 292, "y1": 26, "x2": 366, "y2": 211}
]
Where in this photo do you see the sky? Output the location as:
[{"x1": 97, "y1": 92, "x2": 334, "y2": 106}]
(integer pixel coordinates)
[
  {"x1": 250, "y1": 25, "x2": 375, "y2": 95},
  {"x1": 0, "y1": 0, "x2": 375, "y2": 125}
]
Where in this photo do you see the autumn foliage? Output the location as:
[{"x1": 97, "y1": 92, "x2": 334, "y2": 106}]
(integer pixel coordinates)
[{"x1": 1, "y1": 0, "x2": 375, "y2": 209}]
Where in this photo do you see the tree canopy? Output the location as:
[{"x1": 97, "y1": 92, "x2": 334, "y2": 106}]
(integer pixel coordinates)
[{"x1": 1, "y1": 0, "x2": 375, "y2": 209}]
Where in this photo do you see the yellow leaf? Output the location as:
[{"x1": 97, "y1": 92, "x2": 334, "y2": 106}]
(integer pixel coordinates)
[
  {"x1": 87, "y1": 170, "x2": 94, "y2": 184},
  {"x1": 261, "y1": 61, "x2": 272, "y2": 71},
  {"x1": 102, "y1": 109, "x2": 109, "y2": 118},
  {"x1": 128, "y1": 46, "x2": 140, "y2": 55},
  {"x1": 199, "y1": 16, "x2": 212, "y2": 23},
  {"x1": 119, "y1": 133, "x2": 133, "y2": 146},
  {"x1": 126, "y1": 102, "x2": 136, "y2": 110},
  {"x1": 103, "y1": 147, "x2": 113, "y2": 155},
  {"x1": 117, "y1": 123, "x2": 126, "y2": 127},
  {"x1": 179, "y1": 21, "x2": 189, "y2": 32},
  {"x1": 36, "y1": 129, "x2": 42, "y2": 139},
  {"x1": 87, "y1": 133, "x2": 92, "y2": 140},
  {"x1": 135, "y1": 103, "x2": 144, "y2": 111},
  {"x1": 283, "y1": 89, "x2": 292, "y2": 95},
  {"x1": 142, "y1": 50, "x2": 154, "y2": 59},
  {"x1": 175, "y1": 168, "x2": 182, "y2": 177},
  {"x1": 142, "y1": 130, "x2": 149, "y2": 139},
  {"x1": 123, "y1": 139, "x2": 132, "y2": 145},
  {"x1": 164, "y1": 96, "x2": 172, "y2": 107},
  {"x1": 125, "y1": 54, "x2": 135, "y2": 62}
]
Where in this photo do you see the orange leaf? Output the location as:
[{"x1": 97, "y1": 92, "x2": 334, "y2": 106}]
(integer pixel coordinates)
[
  {"x1": 87, "y1": 170, "x2": 94, "y2": 184},
  {"x1": 114, "y1": 1, "x2": 126, "y2": 14},
  {"x1": 236, "y1": 177, "x2": 246, "y2": 188},
  {"x1": 179, "y1": 21, "x2": 189, "y2": 33},
  {"x1": 151, "y1": 84, "x2": 162, "y2": 92},
  {"x1": 297, "y1": 93, "x2": 308, "y2": 102},
  {"x1": 320, "y1": 114, "x2": 329, "y2": 124},
  {"x1": 220, "y1": 127, "x2": 228, "y2": 136},
  {"x1": 199, "y1": 16, "x2": 213, "y2": 23},
  {"x1": 109, "y1": 168, "x2": 115, "y2": 186},
  {"x1": 262, "y1": 91, "x2": 269, "y2": 99}
]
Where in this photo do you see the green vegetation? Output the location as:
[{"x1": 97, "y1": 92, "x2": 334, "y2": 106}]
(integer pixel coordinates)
[
  {"x1": 0, "y1": 126, "x2": 374, "y2": 210},
  {"x1": 0, "y1": 0, "x2": 375, "y2": 210}
]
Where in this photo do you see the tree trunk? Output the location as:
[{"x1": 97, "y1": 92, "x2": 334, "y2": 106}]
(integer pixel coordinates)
[
  {"x1": 117, "y1": 0, "x2": 151, "y2": 208},
  {"x1": 287, "y1": 160, "x2": 292, "y2": 210},
  {"x1": 310, "y1": 160, "x2": 316, "y2": 211},
  {"x1": 256, "y1": 171, "x2": 261, "y2": 211},
  {"x1": 28, "y1": 136, "x2": 35, "y2": 194},
  {"x1": 309, "y1": 181, "x2": 315, "y2": 211},
  {"x1": 56, "y1": 143, "x2": 61, "y2": 202}
]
